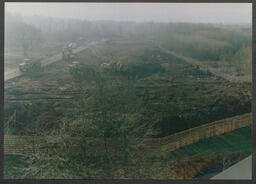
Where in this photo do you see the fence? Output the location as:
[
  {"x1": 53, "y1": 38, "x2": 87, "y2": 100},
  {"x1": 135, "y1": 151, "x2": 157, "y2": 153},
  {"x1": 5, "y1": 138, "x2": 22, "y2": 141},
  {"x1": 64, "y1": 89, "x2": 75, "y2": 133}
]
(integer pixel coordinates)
[
  {"x1": 143, "y1": 113, "x2": 252, "y2": 152},
  {"x1": 4, "y1": 113, "x2": 252, "y2": 155}
]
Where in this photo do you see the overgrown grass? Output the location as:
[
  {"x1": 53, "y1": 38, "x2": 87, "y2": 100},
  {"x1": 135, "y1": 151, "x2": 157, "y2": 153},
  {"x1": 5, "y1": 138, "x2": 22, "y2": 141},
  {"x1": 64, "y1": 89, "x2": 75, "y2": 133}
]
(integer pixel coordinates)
[
  {"x1": 165, "y1": 126, "x2": 252, "y2": 160},
  {"x1": 4, "y1": 155, "x2": 26, "y2": 179},
  {"x1": 4, "y1": 127, "x2": 252, "y2": 179}
]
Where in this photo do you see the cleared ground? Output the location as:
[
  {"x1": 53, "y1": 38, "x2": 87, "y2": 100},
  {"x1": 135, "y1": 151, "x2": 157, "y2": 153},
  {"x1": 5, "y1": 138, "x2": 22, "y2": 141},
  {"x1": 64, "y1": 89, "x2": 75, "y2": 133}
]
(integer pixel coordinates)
[{"x1": 4, "y1": 39, "x2": 252, "y2": 179}]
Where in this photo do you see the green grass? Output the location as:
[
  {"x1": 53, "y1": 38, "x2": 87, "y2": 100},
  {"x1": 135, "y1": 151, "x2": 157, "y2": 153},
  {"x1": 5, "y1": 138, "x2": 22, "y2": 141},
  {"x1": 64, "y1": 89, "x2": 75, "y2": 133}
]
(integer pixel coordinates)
[
  {"x1": 165, "y1": 126, "x2": 252, "y2": 161},
  {"x1": 4, "y1": 155, "x2": 26, "y2": 179},
  {"x1": 3, "y1": 127, "x2": 252, "y2": 179},
  {"x1": 4, "y1": 128, "x2": 17, "y2": 135}
]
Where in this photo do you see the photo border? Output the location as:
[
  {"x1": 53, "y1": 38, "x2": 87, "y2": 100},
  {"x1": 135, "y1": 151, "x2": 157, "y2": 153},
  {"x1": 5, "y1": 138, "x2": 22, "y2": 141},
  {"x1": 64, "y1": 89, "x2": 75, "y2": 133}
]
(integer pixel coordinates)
[{"x1": 0, "y1": 0, "x2": 254, "y2": 183}]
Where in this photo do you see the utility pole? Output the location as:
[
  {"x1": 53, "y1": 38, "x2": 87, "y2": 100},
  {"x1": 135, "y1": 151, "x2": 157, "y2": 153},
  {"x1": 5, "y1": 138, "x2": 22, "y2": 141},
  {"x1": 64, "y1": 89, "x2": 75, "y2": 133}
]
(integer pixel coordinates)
[
  {"x1": 184, "y1": 159, "x2": 187, "y2": 179},
  {"x1": 6, "y1": 120, "x2": 9, "y2": 136}
]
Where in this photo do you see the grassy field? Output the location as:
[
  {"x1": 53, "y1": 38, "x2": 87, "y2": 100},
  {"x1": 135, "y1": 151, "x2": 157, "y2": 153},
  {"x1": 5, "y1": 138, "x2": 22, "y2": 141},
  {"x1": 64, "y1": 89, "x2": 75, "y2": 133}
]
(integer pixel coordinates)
[
  {"x1": 4, "y1": 155, "x2": 26, "y2": 179},
  {"x1": 3, "y1": 126, "x2": 251, "y2": 179},
  {"x1": 3, "y1": 25, "x2": 252, "y2": 179},
  {"x1": 166, "y1": 126, "x2": 251, "y2": 160},
  {"x1": 129, "y1": 126, "x2": 252, "y2": 179}
]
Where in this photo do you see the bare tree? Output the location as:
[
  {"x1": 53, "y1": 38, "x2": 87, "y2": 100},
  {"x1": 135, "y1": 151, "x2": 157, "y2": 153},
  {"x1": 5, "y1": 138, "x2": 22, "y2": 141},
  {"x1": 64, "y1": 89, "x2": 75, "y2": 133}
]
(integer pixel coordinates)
[
  {"x1": 5, "y1": 17, "x2": 43, "y2": 58},
  {"x1": 16, "y1": 23, "x2": 43, "y2": 58}
]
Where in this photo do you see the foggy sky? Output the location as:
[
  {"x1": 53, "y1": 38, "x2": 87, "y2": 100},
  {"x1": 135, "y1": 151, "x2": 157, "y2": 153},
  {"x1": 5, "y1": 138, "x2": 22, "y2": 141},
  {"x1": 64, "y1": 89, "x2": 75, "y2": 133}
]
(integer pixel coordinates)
[{"x1": 5, "y1": 3, "x2": 252, "y2": 24}]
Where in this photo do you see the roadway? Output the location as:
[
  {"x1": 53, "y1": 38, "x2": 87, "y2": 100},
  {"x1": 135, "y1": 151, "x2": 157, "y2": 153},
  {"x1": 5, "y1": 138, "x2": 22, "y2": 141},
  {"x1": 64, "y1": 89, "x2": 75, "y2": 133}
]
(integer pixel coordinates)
[
  {"x1": 5, "y1": 41, "x2": 251, "y2": 84},
  {"x1": 211, "y1": 155, "x2": 252, "y2": 180},
  {"x1": 4, "y1": 41, "x2": 95, "y2": 82},
  {"x1": 159, "y1": 45, "x2": 251, "y2": 83}
]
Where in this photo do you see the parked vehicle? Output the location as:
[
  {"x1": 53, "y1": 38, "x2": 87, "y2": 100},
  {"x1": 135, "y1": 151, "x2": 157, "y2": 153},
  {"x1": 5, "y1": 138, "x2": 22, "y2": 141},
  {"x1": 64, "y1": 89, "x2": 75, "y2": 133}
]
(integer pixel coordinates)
[
  {"x1": 62, "y1": 43, "x2": 76, "y2": 62},
  {"x1": 19, "y1": 58, "x2": 42, "y2": 73}
]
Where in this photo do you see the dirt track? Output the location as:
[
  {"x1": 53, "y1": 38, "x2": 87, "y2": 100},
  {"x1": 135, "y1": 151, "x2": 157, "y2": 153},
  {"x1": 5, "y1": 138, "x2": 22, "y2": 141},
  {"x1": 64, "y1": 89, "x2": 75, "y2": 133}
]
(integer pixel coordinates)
[
  {"x1": 5, "y1": 69, "x2": 21, "y2": 81},
  {"x1": 159, "y1": 46, "x2": 251, "y2": 83},
  {"x1": 4, "y1": 42, "x2": 93, "y2": 82}
]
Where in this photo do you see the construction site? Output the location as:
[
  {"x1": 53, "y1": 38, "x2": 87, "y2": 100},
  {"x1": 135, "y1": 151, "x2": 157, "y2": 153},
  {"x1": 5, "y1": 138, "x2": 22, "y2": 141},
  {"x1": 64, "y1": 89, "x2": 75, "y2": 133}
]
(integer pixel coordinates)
[{"x1": 4, "y1": 7, "x2": 252, "y2": 179}]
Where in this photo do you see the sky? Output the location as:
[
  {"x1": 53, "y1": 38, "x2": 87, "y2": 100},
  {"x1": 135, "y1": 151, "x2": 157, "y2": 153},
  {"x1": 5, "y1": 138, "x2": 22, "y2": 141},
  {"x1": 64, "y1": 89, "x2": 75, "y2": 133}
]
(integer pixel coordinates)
[{"x1": 5, "y1": 3, "x2": 252, "y2": 24}]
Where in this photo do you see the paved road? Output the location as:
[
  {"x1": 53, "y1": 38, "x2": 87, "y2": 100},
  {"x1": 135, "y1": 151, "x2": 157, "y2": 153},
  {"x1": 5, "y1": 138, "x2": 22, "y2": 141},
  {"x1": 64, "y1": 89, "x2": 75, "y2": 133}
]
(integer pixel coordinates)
[{"x1": 211, "y1": 155, "x2": 252, "y2": 180}]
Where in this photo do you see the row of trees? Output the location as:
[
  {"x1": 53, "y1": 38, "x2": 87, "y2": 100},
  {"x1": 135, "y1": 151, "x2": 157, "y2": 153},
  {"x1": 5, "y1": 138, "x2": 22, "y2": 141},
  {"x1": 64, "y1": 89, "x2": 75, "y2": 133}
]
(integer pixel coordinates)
[
  {"x1": 5, "y1": 12, "x2": 43, "y2": 58},
  {"x1": 6, "y1": 11, "x2": 251, "y2": 62}
]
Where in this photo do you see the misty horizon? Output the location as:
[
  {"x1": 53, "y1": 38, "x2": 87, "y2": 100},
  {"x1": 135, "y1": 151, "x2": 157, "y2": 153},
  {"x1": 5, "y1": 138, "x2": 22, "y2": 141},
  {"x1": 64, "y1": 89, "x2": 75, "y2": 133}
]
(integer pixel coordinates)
[{"x1": 5, "y1": 3, "x2": 252, "y2": 25}]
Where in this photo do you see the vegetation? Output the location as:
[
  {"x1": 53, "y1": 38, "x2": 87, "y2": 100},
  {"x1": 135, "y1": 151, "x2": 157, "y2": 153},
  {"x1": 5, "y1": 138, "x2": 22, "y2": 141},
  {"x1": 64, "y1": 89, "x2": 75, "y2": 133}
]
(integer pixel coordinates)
[
  {"x1": 4, "y1": 12, "x2": 252, "y2": 179},
  {"x1": 4, "y1": 126, "x2": 251, "y2": 179}
]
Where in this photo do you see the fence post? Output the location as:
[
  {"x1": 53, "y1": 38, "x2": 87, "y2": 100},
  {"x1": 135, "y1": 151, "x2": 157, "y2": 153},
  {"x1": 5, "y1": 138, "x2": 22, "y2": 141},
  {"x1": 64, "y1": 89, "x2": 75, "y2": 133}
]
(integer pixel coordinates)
[
  {"x1": 14, "y1": 110, "x2": 16, "y2": 127},
  {"x1": 6, "y1": 121, "x2": 9, "y2": 136}
]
